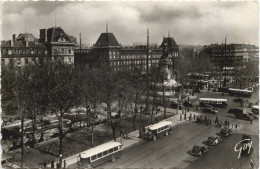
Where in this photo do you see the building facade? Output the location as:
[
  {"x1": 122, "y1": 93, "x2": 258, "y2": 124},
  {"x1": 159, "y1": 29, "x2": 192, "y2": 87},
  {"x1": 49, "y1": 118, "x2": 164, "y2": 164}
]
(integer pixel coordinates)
[
  {"x1": 1, "y1": 27, "x2": 77, "y2": 67},
  {"x1": 75, "y1": 31, "x2": 179, "y2": 71},
  {"x1": 203, "y1": 43, "x2": 259, "y2": 68}
]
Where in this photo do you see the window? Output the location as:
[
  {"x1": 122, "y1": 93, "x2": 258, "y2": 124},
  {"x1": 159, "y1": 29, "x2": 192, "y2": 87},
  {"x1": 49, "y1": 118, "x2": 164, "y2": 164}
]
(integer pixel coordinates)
[
  {"x1": 97, "y1": 153, "x2": 102, "y2": 158},
  {"x1": 25, "y1": 58, "x2": 29, "y2": 65},
  {"x1": 103, "y1": 151, "x2": 108, "y2": 156},
  {"x1": 1, "y1": 59, "x2": 5, "y2": 65},
  {"x1": 91, "y1": 155, "x2": 97, "y2": 161},
  {"x1": 113, "y1": 146, "x2": 118, "y2": 151},
  {"x1": 217, "y1": 101, "x2": 222, "y2": 104},
  {"x1": 69, "y1": 49, "x2": 71, "y2": 54},
  {"x1": 109, "y1": 148, "x2": 113, "y2": 153},
  {"x1": 9, "y1": 59, "x2": 13, "y2": 65},
  {"x1": 203, "y1": 100, "x2": 209, "y2": 103}
]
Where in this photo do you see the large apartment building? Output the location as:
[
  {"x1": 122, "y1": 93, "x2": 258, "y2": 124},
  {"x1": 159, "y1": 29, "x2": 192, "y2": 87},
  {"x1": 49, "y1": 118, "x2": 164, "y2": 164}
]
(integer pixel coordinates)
[
  {"x1": 1, "y1": 27, "x2": 77, "y2": 67},
  {"x1": 74, "y1": 31, "x2": 179, "y2": 71}
]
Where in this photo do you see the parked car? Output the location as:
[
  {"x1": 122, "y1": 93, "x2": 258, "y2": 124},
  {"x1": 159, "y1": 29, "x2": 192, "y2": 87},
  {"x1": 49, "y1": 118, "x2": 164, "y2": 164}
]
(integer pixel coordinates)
[
  {"x1": 207, "y1": 136, "x2": 221, "y2": 146},
  {"x1": 171, "y1": 102, "x2": 183, "y2": 110},
  {"x1": 183, "y1": 101, "x2": 194, "y2": 107},
  {"x1": 202, "y1": 108, "x2": 218, "y2": 114},
  {"x1": 228, "y1": 108, "x2": 244, "y2": 114},
  {"x1": 190, "y1": 145, "x2": 208, "y2": 156},
  {"x1": 233, "y1": 98, "x2": 243, "y2": 102},
  {"x1": 220, "y1": 128, "x2": 232, "y2": 137}
]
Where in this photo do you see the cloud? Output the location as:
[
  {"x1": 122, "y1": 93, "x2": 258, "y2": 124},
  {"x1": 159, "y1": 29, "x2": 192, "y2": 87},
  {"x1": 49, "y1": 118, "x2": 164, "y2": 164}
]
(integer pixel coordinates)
[{"x1": 1, "y1": 2, "x2": 258, "y2": 46}]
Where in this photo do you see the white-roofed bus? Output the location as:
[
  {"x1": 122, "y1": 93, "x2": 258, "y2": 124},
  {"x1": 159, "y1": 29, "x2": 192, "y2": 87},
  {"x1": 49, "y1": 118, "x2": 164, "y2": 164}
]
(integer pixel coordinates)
[
  {"x1": 142, "y1": 121, "x2": 173, "y2": 141},
  {"x1": 77, "y1": 142, "x2": 122, "y2": 168},
  {"x1": 228, "y1": 88, "x2": 253, "y2": 97},
  {"x1": 199, "y1": 98, "x2": 228, "y2": 108}
]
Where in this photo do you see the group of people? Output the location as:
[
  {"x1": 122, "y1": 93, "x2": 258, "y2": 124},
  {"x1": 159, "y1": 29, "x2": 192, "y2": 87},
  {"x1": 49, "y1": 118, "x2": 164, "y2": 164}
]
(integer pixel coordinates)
[{"x1": 43, "y1": 159, "x2": 66, "y2": 169}]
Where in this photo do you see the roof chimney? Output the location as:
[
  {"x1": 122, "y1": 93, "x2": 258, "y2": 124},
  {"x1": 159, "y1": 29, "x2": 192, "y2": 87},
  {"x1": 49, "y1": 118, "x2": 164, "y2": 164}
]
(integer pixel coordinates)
[{"x1": 12, "y1": 34, "x2": 16, "y2": 42}]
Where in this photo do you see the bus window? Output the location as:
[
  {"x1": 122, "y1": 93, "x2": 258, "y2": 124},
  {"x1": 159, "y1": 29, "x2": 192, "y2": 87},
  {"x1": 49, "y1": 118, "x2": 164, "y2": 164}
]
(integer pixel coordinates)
[
  {"x1": 114, "y1": 146, "x2": 118, "y2": 151},
  {"x1": 213, "y1": 101, "x2": 217, "y2": 104},
  {"x1": 97, "y1": 153, "x2": 102, "y2": 158},
  {"x1": 217, "y1": 101, "x2": 222, "y2": 104},
  {"x1": 109, "y1": 148, "x2": 113, "y2": 153},
  {"x1": 91, "y1": 155, "x2": 97, "y2": 161},
  {"x1": 119, "y1": 145, "x2": 122, "y2": 149},
  {"x1": 204, "y1": 100, "x2": 209, "y2": 103},
  {"x1": 103, "y1": 150, "x2": 108, "y2": 156}
]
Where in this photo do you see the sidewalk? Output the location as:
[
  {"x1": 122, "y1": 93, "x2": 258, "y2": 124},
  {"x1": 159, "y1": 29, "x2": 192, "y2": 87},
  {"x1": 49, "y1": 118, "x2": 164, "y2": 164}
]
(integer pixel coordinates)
[{"x1": 51, "y1": 110, "x2": 200, "y2": 168}]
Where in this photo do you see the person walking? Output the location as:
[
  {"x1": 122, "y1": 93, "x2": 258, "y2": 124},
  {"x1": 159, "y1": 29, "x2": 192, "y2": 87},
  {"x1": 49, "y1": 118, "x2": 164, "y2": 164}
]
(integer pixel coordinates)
[
  {"x1": 56, "y1": 162, "x2": 59, "y2": 169},
  {"x1": 51, "y1": 160, "x2": 55, "y2": 169},
  {"x1": 43, "y1": 160, "x2": 47, "y2": 168},
  {"x1": 63, "y1": 160, "x2": 66, "y2": 169},
  {"x1": 180, "y1": 114, "x2": 182, "y2": 121},
  {"x1": 193, "y1": 114, "x2": 196, "y2": 121},
  {"x1": 250, "y1": 159, "x2": 254, "y2": 169}
]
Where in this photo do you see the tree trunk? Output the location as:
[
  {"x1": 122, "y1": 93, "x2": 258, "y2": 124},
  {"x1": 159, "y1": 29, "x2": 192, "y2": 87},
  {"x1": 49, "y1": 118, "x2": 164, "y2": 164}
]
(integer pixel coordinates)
[
  {"x1": 91, "y1": 123, "x2": 94, "y2": 146},
  {"x1": 162, "y1": 85, "x2": 166, "y2": 119},
  {"x1": 21, "y1": 112, "x2": 24, "y2": 169},
  {"x1": 133, "y1": 114, "x2": 136, "y2": 130},
  {"x1": 59, "y1": 111, "x2": 64, "y2": 165}
]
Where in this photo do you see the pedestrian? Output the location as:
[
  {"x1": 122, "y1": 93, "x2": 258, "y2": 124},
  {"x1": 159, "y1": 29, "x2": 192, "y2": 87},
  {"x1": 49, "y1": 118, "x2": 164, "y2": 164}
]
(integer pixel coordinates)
[
  {"x1": 182, "y1": 110, "x2": 184, "y2": 114},
  {"x1": 63, "y1": 160, "x2": 66, "y2": 169},
  {"x1": 184, "y1": 113, "x2": 186, "y2": 120},
  {"x1": 232, "y1": 123, "x2": 234, "y2": 129},
  {"x1": 188, "y1": 97, "x2": 190, "y2": 102},
  {"x1": 250, "y1": 119, "x2": 253, "y2": 125},
  {"x1": 43, "y1": 160, "x2": 47, "y2": 168},
  {"x1": 51, "y1": 160, "x2": 54, "y2": 169},
  {"x1": 56, "y1": 162, "x2": 59, "y2": 169},
  {"x1": 210, "y1": 119, "x2": 212, "y2": 125},
  {"x1": 187, "y1": 107, "x2": 189, "y2": 112},
  {"x1": 180, "y1": 114, "x2": 182, "y2": 121},
  {"x1": 193, "y1": 114, "x2": 196, "y2": 120},
  {"x1": 227, "y1": 121, "x2": 230, "y2": 128},
  {"x1": 235, "y1": 123, "x2": 238, "y2": 129}
]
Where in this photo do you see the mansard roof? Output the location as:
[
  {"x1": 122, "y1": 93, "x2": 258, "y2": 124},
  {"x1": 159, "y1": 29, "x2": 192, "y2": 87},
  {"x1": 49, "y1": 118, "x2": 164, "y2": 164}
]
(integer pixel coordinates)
[
  {"x1": 94, "y1": 33, "x2": 120, "y2": 47},
  {"x1": 46, "y1": 27, "x2": 76, "y2": 43},
  {"x1": 161, "y1": 37, "x2": 178, "y2": 48}
]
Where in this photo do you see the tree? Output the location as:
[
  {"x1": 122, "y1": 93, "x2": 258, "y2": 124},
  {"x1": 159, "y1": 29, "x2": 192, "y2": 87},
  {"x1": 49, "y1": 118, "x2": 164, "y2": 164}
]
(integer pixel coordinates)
[{"x1": 47, "y1": 62, "x2": 82, "y2": 164}]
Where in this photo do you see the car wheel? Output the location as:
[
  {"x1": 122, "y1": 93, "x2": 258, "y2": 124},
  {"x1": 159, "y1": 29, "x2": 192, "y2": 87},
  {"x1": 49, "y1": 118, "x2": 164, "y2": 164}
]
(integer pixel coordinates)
[{"x1": 111, "y1": 156, "x2": 116, "y2": 162}]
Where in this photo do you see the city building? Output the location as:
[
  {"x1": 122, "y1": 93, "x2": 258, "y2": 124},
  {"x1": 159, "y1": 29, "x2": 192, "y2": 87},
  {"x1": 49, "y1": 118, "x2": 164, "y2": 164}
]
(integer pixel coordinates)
[
  {"x1": 75, "y1": 30, "x2": 179, "y2": 71},
  {"x1": 1, "y1": 27, "x2": 77, "y2": 67},
  {"x1": 1, "y1": 33, "x2": 49, "y2": 66},
  {"x1": 202, "y1": 43, "x2": 259, "y2": 68}
]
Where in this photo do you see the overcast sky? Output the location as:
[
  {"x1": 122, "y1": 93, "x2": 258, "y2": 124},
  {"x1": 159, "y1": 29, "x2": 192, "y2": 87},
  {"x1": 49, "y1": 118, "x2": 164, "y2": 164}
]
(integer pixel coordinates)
[{"x1": 1, "y1": 1, "x2": 259, "y2": 46}]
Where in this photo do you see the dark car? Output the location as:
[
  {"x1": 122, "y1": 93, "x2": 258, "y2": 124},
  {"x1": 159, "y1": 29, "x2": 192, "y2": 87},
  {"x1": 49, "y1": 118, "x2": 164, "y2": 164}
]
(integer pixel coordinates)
[
  {"x1": 183, "y1": 101, "x2": 194, "y2": 107},
  {"x1": 171, "y1": 102, "x2": 183, "y2": 110},
  {"x1": 204, "y1": 104, "x2": 215, "y2": 109},
  {"x1": 242, "y1": 134, "x2": 251, "y2": 143},
  {"x1": 228, "y1": 108, "x2": 243, "y2": 114},
  {"x1": 234, "y1": 112, "x2": 253, "y2": 121},
  {"x1": 233, "y1": 98, "x2": 243, "y2": 102},
  {"x1": 190, "y1": 145, "x2": 208, "y2": 156},
  {"x1": 203, "y1": 108, "x2": 218, "y2": 114},
  {"x1": 220, "y1": 128, "x2": 232, "y2": 137},
  {"x1": 207, "y1": 136, "x2": 222, "y2": 146}
]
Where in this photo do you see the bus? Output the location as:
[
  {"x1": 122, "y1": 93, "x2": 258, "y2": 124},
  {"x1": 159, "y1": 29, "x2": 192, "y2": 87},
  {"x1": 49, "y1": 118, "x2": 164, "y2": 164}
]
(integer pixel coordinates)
[
  {"x1": 78, "y1": 142, "x2": 122, "y2": 168},
  {"x1": 228, "y1": 88, "x2": 253, "y2": 97},
  {"x1": 142, "y1": 121, "x2": 172, "y2": 141},
  {"x1": 199, "y1": 98, "x2": 228, "y2": 108}
]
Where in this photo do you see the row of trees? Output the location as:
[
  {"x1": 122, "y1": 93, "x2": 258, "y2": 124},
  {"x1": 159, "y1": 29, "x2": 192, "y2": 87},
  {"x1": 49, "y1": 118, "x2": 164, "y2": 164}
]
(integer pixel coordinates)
[{"x1": 2, "y1": 62, "x2": 160, "y2": 166}]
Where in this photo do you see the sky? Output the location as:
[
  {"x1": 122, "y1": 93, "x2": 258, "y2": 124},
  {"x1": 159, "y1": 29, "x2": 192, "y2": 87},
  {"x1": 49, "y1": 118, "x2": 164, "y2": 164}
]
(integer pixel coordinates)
[{"x1": 1, "y1": 1, "x2": 259, "y2": 46}]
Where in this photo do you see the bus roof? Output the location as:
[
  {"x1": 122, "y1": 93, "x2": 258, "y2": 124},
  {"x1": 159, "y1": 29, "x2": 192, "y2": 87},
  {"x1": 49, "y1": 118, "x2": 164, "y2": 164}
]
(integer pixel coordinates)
[
  {"x1": 229, "y1": 88, "x2": 253, "y2": 93},
  {"x1": 252, "y1": 105, "x2": 259, "y2": 109},
  {"x1": 147, "y1": 121, "x2": 172, "y2": 131},
  {"x1": 199, "y1": 98, "x2": 227, "y2": 102},
  {"x1": 80, "y1": 142, "x2": 122, "y2": 158}
]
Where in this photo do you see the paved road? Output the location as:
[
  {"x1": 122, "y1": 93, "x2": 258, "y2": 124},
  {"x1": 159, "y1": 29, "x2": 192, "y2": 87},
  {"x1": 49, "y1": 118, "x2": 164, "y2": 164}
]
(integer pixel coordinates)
[
  {"x1": 99, "y1": 122, "x2": 258, "y2": 169},
  {"x1": 186, "y1": 134, "x2": 259, "y2": 169},
  {"x1": 99, "y1": 122, "x2": 222, "y2": 168}
]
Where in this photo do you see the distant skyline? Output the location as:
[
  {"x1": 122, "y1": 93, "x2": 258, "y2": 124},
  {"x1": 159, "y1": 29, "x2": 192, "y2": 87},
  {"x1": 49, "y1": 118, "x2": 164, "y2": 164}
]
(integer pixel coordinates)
[{"x1": 1, "y1": 1, "x2": 259, "y2": 46}]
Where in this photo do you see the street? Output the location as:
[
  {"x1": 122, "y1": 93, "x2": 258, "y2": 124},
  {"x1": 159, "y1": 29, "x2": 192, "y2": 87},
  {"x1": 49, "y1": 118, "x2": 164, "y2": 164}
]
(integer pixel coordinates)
[
  {"x1": 99, "y1": 122, "x2": 258, "y2": 169},
  {"x1": 97, "y1": 90, "x2": 259, "y2": 169}
]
